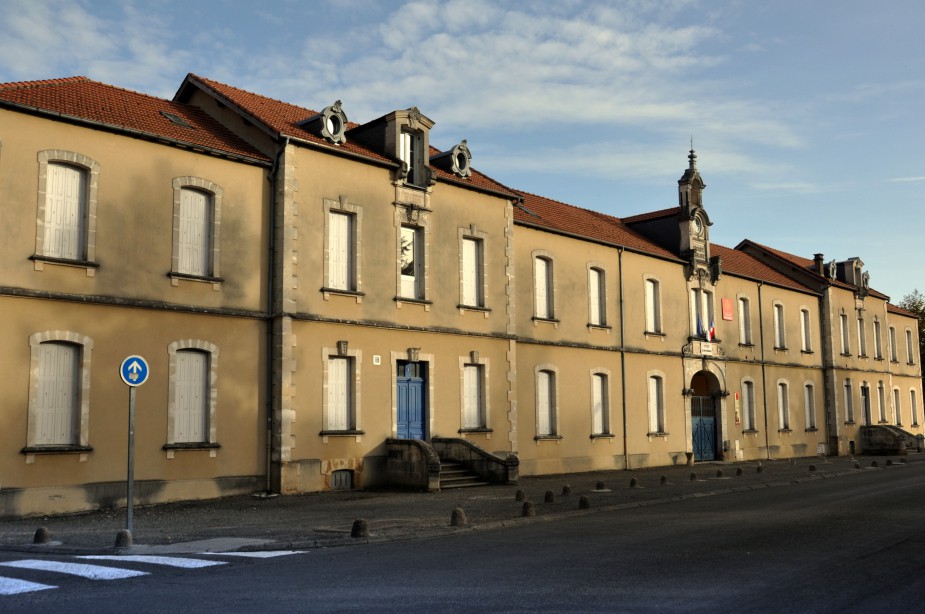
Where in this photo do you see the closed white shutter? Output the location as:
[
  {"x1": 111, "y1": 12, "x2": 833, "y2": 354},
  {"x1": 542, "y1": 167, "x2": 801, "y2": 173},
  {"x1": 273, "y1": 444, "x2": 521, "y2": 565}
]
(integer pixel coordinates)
[
  {"x1": 893, "y1": 388, "x2": 902, "y2": 425},
  {"x1": 36, "y1": 343, "x2": 78, "y2": 445},
  {"x1": 534, "y1": 258, "x2": 549, "y2": 318},
  {"x1": 738, "y1": 298, "x2": 751, "y2": 344},
  {"x1": 175, "y1": 351, "x2": 208, "y2": 442},
  {"x1": 44, "y1": 163, "x2": 86, "y2": 259},
  {"x1": 591, "y1": 374, "x2": 606, "y2": 434},
  {"x1": 742, "y1": 381, "x2": 754, "y2": 430},
  {"x1": 645, "y1": 280, "x2": 659, "y2": 332},
  {"x1": 537, "y1": 371, "x2": 552, "y2": 436},
  {"x1": 179, "y1": 189, "x2": 211, "y2": 276},
  {"x1": 400, "y1": 226, "x2": 419, "y2": 298},
  {"x1": 778, "y1": 383, "x2": 789, "y2": 429},
  {"x1": 327, "y1": 357, "x2": 350, "y2": 430},
  {"x1": 805, "y1": 385, "x2": 816, "y2": 429},
  {"x1": 648, "y1": 376, "x2": 661, "y2": 433},
  {"x1": 462, "y1": 238, "x2": 480, "y2": 306},
  {"x1": 463, "y1": 365, "x2": 481, "y2": 428},
  {"x1": 328, "y1": 212, "x2": 351, "y2": 290},
  {"x1": 589, "y1": 269, "x2": 601, "y2": 325}
]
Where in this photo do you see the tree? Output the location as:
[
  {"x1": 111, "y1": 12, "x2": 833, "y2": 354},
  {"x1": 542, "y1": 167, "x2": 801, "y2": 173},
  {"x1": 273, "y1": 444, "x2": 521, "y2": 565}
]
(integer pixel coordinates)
[{"x1": 899, "y1": 290, "x2": 925, "y2": 381}]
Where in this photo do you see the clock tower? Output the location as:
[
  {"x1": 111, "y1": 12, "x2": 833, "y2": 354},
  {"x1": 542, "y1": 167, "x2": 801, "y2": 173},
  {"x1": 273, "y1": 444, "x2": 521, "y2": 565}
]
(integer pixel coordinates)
[{"x1": 678, "y1": 148, "x2": 715, "y2": 279}]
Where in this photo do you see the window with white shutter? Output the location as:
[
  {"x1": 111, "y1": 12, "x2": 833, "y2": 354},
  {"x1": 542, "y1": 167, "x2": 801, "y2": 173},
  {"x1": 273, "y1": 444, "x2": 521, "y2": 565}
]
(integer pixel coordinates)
[
  {"x1": 327, "y1": 356, "x2": 353, "y2": 431},
  {"x1": 534, "y1": 257, "x2": 553, "y2": 319},
  {"x1": 461, "y1": 238, "x2": 483, "y2": 307},
  {"x1": 178, "y1": 188, "x2": 212, "y2": 276},
  {"x1": 591, "y1": 373, "x2": 609, "y2": 435},
  {"x1": 589, "y1": 268, "x2": 605, "y2": 326},
  {"x1": 44, "y1": 163, "x2": 87, "y2": 260},
  {"x1": 328, "y1": 211, "x2": 354, "y2": 291},
  {"x1": 462, "y1": 364, "x2": 484, "y2": 429},
  {"x1": 536, "y1": 369, "x2": 556, "y2": 436},
  {"x1": 174, "y1": 350, "x2": 209, "y2": 443},
  {"x1": 644, "y1": 279, "x2": 660, "y2": 333},
  {"x1": 35, "y1": 342, "x2": 79, "y2": 445},
  {"x1": 648, "y1": 375, "x2": 664, "y2": 434}
]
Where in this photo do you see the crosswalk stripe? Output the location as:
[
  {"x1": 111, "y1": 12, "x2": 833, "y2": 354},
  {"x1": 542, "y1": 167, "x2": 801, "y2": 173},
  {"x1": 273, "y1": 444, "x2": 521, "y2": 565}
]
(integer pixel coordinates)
[
  {"x1": 0, "y1": 576, "x2": 57, "y2": 596},
  {"x1": 0, "y1": 560, "x2": 148, "y2": 580},
  {"x1": 209, "y1": 550, "x2": 306, "y2": 558},
  {"x1": 77, "y1": 555, "x2": 226, "y2": 569}
]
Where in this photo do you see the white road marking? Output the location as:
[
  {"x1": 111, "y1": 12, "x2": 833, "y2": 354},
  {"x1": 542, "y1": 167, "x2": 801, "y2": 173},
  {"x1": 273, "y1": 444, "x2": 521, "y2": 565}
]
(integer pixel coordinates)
[
  {"x1": 0, "y1": 576, "x2": 57, "y2": 595},
  {"x1": 209, "y1": 550, "x2": 306, "y2": 558},
  {"x1": 77, "y1": 555, "x2": 226, "y2": 569},
  {"x1": 0, "y1": 560, "x2": 148, "y2": 580}
]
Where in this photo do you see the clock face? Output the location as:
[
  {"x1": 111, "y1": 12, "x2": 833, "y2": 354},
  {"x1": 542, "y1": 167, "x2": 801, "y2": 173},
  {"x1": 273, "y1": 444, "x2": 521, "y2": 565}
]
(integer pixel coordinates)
[{"x1": 692, "y1": 216, "x2": 703, "y2": 235}]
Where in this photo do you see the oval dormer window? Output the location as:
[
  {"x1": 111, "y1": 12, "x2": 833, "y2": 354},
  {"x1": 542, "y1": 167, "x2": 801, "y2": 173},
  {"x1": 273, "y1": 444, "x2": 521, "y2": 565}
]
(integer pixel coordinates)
[
  {"x1": 450, "y1": 140, "x2": 472, "y2": 178},
  {"x1": 320, "y1": 101, "x2": 348, "y2": 144}
]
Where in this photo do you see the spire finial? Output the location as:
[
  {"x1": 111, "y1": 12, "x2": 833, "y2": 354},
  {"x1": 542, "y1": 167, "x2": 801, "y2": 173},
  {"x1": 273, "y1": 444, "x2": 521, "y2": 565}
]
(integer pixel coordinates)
[{"x1": 688, "y1": 136, "x2": 697, "y2": 170}]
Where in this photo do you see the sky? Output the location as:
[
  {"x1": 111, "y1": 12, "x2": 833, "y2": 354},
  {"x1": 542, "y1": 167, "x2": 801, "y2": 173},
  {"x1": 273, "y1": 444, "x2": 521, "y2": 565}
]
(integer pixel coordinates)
[{"x1": 1, "y1": 0, "x2": 923, "y2": 301}]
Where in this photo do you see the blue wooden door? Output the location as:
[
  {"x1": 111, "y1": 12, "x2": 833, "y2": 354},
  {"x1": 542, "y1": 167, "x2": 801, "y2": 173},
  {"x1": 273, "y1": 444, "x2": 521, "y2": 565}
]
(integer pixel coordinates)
[
  {"x1": 691, "y1": 396, "x2": 717, "y2": 461},
  {"x1": 397, "y1": 361, "x2": 425, "y2": 440}
]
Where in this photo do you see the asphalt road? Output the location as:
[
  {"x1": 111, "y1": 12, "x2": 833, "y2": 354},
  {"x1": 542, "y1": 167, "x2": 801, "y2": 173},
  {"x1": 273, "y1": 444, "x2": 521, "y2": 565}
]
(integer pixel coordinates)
[{"x1": 3, "y1": 465, "x2": 923, "y2": 613}]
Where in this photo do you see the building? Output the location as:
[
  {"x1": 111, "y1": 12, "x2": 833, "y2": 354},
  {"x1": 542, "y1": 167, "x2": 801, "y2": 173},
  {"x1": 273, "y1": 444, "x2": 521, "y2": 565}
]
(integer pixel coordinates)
[{"x1": 0, "y1": 75, "x2": 920, "y2": 517}]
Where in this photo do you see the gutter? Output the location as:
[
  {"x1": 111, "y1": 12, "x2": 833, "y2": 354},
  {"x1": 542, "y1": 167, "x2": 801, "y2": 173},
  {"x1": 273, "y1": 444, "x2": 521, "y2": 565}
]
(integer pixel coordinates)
[
  {"x1": 618, "y1": 247, "x2": 629, "y2": 470},
  {"x1": 758, "y1": 281, "x2": 771, "y2": 459}
]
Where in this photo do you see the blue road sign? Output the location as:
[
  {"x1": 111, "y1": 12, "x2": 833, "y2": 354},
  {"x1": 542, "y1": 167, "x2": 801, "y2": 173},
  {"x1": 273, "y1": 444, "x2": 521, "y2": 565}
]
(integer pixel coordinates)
[{"x1": 120, "y1": 355, "x2": 150, "y2": 387}]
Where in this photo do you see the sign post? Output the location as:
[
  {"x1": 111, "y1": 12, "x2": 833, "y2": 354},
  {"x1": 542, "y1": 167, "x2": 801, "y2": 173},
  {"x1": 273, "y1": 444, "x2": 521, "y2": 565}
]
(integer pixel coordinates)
[{"x1": 119, "y1": 355, "x2": 149, "y2": 534}]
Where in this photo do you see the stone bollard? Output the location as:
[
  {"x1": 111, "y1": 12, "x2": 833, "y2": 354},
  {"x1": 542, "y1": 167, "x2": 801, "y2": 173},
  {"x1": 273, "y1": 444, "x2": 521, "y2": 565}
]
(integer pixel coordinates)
[
  {"x1": 515, "y1": 489, "x2": 526, "y2": 502},
  {"x1": 660, "y1": 475, "x2": 668, "y2": 485},
  {"x1": 544, "y1": 490, "x2": 556, "y2": 504},
  {"x1": 114, "y1": 529, "x2": 132, "y2": 548},
  {"x1": 522, "y1": 501, "x2": 536, "y2": 517},
  {"x1": 735, "y1": 467, "x2": 743, "y2": 477},
  {"x1": 689, "y1": 472, "x2": 697, "y2": 481},
  {"x1": 451, "y1": 507, "x2": 468, "y2": 527},
  {"x1": 33, "y1": 527, "x2": 50, "y2": 544},
  {"x1": 871, "y1": 460, "x2": 879, "y2": 468},
  {"x1": 886, "y1": 459, "x2": 893, "y2": 467},
  {"x1": 854, "y1": 461, "x2": 861, "y2": 470},
  {"x1": 809, "y1": 464, "x2": 816, "y2": 472},
  {"x1": 578, "y1": 495, "x2": 591, "y2": 510},
  {"x1": 562, "y1": 485, "x2": 572, "y2": 496},
  {"x1": 629, "y1": 477, "x2": 639, "y2": 489},
  {"x1": 901, "y1": 458, "x2": 909, "y2": 464},
  {"x1": 595, "y1": 480, "x2": 606, "y2": 490},
  {"x1": 350, "y1": 519, "x2": 369, "y2": 538},
  {"x1": 716, "y1": 470, "x2": 724, "y2": 478},
  {"x1": 756, "y1": 465, "x2": 764, "y2": 474}
]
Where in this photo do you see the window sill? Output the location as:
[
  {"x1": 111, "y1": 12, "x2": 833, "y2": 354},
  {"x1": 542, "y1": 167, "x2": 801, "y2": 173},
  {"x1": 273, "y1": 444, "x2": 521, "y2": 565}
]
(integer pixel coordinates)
[
  {"x1": 21, "y1": 445, "x2": 93, "y2": 455},
  {"x1": 163, "y1": 442, "x2": 221, "y2": 450},
  {"x1": 805, "y1": 428, "x2": 819, "y2": 433},
  {"x1": 532, "y1": 317, "x2": 560, "y2": 324},
  {"x1": 647, "y1": 431, "x2": 669, "y2": 437},
  {"x1": 877, "y1": 420, "x2": 890, "y2": 425},
  {"x1": 845, "y1": 421, "x2": 856, "y2": 426},
  {"x1": 774, "y1": 346, "x2": 789, "y2": 352},
  {"x1": 320, "y1": 430, "x2": 365, "y2": 437},
  {"x1": 459, "y1": 427, "x2": 493, "y2": 434},
  {"x1": 644, "y1": 331, "x2": 666, "y2": 337},
  {"x1": 394, "y1": 297, "x2": 432, "y2": 306},
  {"x1": 590, "y1": 433, "x2": 615, "y2": 439},
  {"x1": 874, "y1": 357, "x2": 884, "y2": 362},
  {"x1": 534, "y1": 435, "x2": 563, "y2": 441},
  {"x1": 801, "y1": 350, "x2": 814, "y2": 355},
  {"x1": 31, "y1": 255, "x2": 99, "y2": 276},
  {"x1": 778, "y1": 428, "x2": 793, "y2": 433},
  {"x1": 457, "y1": 304, "x2": 491, "y2": 313},
  {"x1": 890, "y1": 360, "x2": 900, "y2": 364},
  {"x1": 841, "y1": 353, "x2": 852, "y2": 357},
  {"x1": 322, "y1": 287, "x2": 365, "y2": 298},
  {"x1": 742, "y1": 429, "x2": 759, "y2": 434},
  {"x1": 587, "y1": 323, "x2": 611, "y2": 331},
  {"x1": 169, "y1": 272, "x2": 223, "y2": 285},
  {"x1": 858, "y1": 354, "x2": 868, "y2": 359}
]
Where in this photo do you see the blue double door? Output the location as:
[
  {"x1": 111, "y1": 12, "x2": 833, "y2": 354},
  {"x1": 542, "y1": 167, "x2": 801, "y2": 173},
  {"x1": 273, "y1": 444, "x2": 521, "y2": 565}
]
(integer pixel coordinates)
[
  {"x1": 397, "y1": 361, "x2": 426, "y2": 440},
  {"x1": 691, "y1": 396, "x2": 718, "y2": 461}
]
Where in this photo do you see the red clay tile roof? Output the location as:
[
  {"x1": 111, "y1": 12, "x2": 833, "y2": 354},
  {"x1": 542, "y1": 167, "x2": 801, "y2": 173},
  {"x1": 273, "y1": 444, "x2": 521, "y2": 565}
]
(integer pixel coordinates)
[
  {"x1": 182, "y1": 74, "x2": 516, "y2": 198},
  {"x1": 738, "y1": 239, "x2": 890, "y2": 300},
  {"x1": 621, "y1": 207, "x2": 678, "y2": 224},
  {"x1": 711, "y1": 244, "x2": 816, "y2": 294},
  {"x1": 0, "y1": 76, "x2": 269, "y2": 163},
  {"x1": 888, "y1": 303, "x2": 919, "y2": 319},
  {"x1": 513, "y1": 190, "x2": 679, "y2": 259}
]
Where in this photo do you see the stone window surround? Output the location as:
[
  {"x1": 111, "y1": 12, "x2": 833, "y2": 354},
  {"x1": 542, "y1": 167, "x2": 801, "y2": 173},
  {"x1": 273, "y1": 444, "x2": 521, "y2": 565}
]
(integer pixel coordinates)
[
  {"x1": 165, "y1": 339, "x2": 220, "y2": 456},
  {"x1": 457, "y1": 225, "x2": 489, "y2": 312},
  {"x1": 459, "y1": 351, "x2": 491, "y2": 433},
  {"x1": 170, "y1": 176, "x2": 223, "y2": 289},
  {"x1": 590, "y1": 368, "x2": 613, "y2": 437},
  {"x1": 321, "y1": 344, "x2": 364, "y2": 442},
  {"x1": 322, "y1": 195, "x2": 364, "y2": 301}
]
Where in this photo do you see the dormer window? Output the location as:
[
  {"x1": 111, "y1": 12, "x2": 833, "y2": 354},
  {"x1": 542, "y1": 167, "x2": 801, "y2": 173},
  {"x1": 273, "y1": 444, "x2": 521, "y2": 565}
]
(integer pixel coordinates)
[
  {"x1": 431, "y1": 141, "x2": 472, "y2": 178},
  {"x1": 298, "y1": 101, "x2": 348, "y2": 144},
  {"x1": 400, "y1": 130, "x2": 424, "y2": 186}
]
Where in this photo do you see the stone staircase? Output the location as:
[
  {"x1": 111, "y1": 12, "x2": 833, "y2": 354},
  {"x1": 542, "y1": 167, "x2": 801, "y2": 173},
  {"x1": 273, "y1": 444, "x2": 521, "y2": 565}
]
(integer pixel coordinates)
[{"x1": 439, "y1": 461, "x2": 488, "y2": 489}]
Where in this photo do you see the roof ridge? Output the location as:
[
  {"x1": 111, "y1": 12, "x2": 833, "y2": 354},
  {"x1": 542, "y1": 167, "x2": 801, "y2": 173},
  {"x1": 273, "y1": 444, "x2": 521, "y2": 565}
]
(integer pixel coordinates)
[
  {"x1": 189, "y1": 73, "x2": 320, "y2": 117},
  {"x1": 0, "y1": 76, "x2": 91, "y2": 90}
]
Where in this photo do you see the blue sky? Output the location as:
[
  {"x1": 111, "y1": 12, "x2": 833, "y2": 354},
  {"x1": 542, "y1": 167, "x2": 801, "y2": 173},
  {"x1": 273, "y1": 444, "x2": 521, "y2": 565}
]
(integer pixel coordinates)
[{"x1": 1, "y1": 0, "x2": 922, "y2": 301}]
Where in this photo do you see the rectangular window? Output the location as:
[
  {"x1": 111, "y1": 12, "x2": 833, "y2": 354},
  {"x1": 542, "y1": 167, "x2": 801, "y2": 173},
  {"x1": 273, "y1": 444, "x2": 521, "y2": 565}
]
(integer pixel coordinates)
[
  {"x1": 800, "y1": 309, "x2": 812, "y2": 352},
  {"x1": 878, "y1": 382, "x2": 886, "y2": 422},
  {"x1": 327, "y1": 356, "x2": 354, "y2": 431},
  {"x1": 44, "y1": 163, "x2": 87, "y2": 260},
  {"x1": 841, "y1": 314, "x2": 850, "y2": 354},
  {"x1": 35, "y1": 342, "x2": 79, "y2": 445},
  {"x1": 645, "y1": 279, "x2": 661, "y2": 333},
  {"x1": 890, "y1": 327, "x2": 898, "y2": 361},
  {"x1": 174, "y1": 350, "x2": 209, "y2": 443},
  {"x1": 589, "y1": 268, "x2": 606, "y2": 326},
  {"x1": 690, "y1": 289, "x2": 713, "y2": 339},
  {"x1": 858, "y1": 317, "x2": 867, "y2": 357},
  {"x1": 861, "y1": 384, "x2": 871, "y2": 425},
  {"x1": 742, "y1": 380, "x2": 756, "y2": 431},
  {"x1": 400, "y1": 130, "x2": 423, "y2": 186},
  {"x1": 178, "y1": 188, "x2": 212, "y2": 276},
  {"x1": 461, "y1": 237, "x2": 483, "y2": 307},
  {"x1": 778, "y1": 382, "x2": 790, "y2": 430},
  {"x1": 327, "y1": 211, "x2": 355, "y2": 291},
  {"x1": 462, "y1": 364, "x2": 485, "y2": 429},
  {"x1": 536, "y1": 370, "x2": 556, "y2": 436},
  {"x1": 400, "y1": 225, "x2": 423, "y2": 299},
  {"x1": 845, "y1": 380, "x2": 855, "y2": 423},
  {"x1": 873, "y1": 320, "x2": 883, "y2": 359},
  {"x1": 912, "y1": 390, "x2": 919, "y2": 426},
  {"x1": 894, "y1": 388, "x2": 902, "y2": 426},
  {"x1": 591, "y1": 373, "x2": 609, "y2": 435},
  {"x1": 738, "y1": 298, "x2": 752, "y2": 344},
  {"x1": 534, "y1": 257, "x2": 553, "y2": 319},
  {"x1": 804, "y1": 384, "x2": 816, "y2": 429},
  {"x1": 773, "y1": 304, "x2": 786, "y2": 349},
  {"x1": 648, "y1": 375, "x2": 664, "y2": 434},
  {"x1": 907, "y1": 330, "x2": 916, "y2": 364}
]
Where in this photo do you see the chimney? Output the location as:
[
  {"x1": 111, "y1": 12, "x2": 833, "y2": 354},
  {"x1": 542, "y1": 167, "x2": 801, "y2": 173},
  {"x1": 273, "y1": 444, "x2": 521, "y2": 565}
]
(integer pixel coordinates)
[{"x1": 813, "y1": 253, "x2": 825, "y2": 275}]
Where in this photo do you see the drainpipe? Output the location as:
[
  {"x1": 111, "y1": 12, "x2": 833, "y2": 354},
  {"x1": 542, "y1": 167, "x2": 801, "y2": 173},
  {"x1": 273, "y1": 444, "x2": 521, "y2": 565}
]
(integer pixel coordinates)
[
  {"x1": 618, "y1": 247, "x2": 629, "y2": 470},
  {"x1": 758, "y1": 281, "x2": 771, "y2": 460},
  {"x1": 263, "y1": 137, "x2": 288, "y2": 494}
]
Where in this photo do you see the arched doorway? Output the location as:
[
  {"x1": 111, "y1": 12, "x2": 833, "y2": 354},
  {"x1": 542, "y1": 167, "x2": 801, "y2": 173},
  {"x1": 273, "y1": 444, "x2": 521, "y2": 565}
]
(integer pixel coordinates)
[{"x1": 690, "y1": 371, "x2": 721, "y2": 461}]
